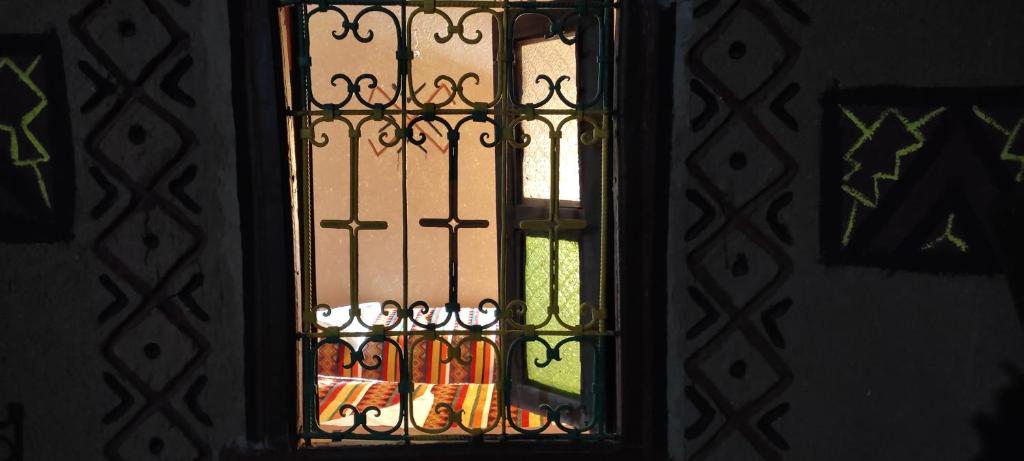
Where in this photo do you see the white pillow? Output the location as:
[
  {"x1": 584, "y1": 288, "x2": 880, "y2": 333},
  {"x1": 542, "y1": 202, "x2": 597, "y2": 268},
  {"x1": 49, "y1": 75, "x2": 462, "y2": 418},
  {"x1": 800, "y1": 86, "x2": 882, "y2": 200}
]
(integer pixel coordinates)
[{"x1": 316, "y1": 302, "x2": 382, "y2": 350}]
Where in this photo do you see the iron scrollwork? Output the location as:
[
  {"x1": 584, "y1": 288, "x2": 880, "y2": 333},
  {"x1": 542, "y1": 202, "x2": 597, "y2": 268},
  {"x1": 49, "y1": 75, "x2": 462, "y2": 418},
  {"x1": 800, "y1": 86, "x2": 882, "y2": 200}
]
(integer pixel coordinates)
[{"x1": 285, "y1": 0, "x2": 618, "y2": 442}]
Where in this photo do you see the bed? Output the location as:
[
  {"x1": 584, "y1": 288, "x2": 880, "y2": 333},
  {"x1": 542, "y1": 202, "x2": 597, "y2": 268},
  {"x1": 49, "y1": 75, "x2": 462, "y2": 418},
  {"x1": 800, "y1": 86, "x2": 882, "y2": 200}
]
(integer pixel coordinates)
[{"x1": 313, "y1": 303, "x2": 543, "y2": 431}]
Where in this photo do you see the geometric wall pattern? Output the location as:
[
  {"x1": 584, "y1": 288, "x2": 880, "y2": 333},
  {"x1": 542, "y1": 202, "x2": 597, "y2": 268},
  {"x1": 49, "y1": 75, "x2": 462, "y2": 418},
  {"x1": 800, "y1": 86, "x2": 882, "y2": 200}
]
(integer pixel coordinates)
[
  {"x1": 70, "y1": 0, "x2": 211, "y2": 458},
  {"x1": 681, "y1": 0, "x2": 807, "y2": 459}
]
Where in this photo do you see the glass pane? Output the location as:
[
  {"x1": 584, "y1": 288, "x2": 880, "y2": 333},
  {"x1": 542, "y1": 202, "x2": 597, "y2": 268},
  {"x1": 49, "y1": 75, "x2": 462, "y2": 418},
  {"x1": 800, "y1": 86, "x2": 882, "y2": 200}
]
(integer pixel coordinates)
[
  {"x1": 307, "y1": 5, "x2": 499, "y2": 312},
  {"x1": 520, "y1": 37, "x2": 580, "y2": 202},
  {"x1": 291, "y1": 0, "x2": 615, "y2": 440},
  {"x1": 524, "y1": 235, "x2": 581, "y2": 395}
]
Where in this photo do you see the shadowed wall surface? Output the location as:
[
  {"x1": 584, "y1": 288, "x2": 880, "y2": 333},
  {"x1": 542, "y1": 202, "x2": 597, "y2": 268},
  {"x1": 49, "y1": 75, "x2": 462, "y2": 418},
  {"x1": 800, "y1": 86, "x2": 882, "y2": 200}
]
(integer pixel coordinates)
[
  {"x1": 668, "y1": 1, "x2": 1024, "y2": 460},
  {"x1": 0, "y1": 0, "x2": 244, "y2": 458}
]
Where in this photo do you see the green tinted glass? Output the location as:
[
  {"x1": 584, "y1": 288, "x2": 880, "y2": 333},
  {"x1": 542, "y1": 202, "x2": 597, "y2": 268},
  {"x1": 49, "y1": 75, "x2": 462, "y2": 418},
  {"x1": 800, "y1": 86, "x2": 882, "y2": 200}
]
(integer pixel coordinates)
[{"x1": 525, "y1": 235, "x2": 581, "y2": 395}]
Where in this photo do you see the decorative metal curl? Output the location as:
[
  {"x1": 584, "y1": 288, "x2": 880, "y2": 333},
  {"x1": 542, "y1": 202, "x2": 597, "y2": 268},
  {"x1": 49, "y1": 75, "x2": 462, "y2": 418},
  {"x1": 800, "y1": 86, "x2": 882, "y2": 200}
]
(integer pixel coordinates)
[
  {"x1": 334, "y1": 403, "x2": 403, "y2": 436},
  {"x1": 509, "y1": 9, "x2": 608, "y2": 110},
  {"x1": 308, "y1": 5, "x2": 403, "y2": 110},
  {"x1": 451, "y1": 297, "x2": 502, "y2": 331},
  {"x1": 502, "y1": 335, "x2": 602, "y2": 435},
  {"x1": 405, "y1": 300, "x2": 453, "y2": 330},
  {"x1": 407, "y1": 7, "x2": 506, "y2": 110}
]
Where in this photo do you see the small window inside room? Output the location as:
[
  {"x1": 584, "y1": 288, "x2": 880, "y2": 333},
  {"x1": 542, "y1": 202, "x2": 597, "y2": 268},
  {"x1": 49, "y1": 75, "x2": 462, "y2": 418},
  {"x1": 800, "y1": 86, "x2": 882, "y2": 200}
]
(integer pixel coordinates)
[{"x1": 278, "y1": 0, "x2": 617, "y2": 442}]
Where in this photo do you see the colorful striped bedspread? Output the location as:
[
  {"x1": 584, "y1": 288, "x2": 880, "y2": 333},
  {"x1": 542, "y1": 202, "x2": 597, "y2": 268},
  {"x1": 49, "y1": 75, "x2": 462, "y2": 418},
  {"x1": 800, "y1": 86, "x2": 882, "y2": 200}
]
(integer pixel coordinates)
[
  {"x1": 317, "y1": 376, "x2": 544, "y2": 431},
  {"x1": 317, "y1": 305, "x2": 499, "y2": 385}
]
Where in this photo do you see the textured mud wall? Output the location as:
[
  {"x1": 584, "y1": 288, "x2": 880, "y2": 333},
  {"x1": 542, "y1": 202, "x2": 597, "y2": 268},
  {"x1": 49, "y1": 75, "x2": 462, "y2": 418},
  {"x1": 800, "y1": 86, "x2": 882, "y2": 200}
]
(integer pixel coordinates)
[
  {"x1": 668, "y1": 1, "x2": 1024, "y2": 460},
  {"x1": 0, "y1": 0, "x2": 244, "y2": 459}
]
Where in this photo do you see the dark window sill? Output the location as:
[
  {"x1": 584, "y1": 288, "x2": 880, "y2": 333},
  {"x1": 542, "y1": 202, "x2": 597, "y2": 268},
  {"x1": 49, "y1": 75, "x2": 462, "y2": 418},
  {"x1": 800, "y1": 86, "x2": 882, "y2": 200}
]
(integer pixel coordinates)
[{"x1": 222, "y1": 439, "x2": 636, "y2": 461}]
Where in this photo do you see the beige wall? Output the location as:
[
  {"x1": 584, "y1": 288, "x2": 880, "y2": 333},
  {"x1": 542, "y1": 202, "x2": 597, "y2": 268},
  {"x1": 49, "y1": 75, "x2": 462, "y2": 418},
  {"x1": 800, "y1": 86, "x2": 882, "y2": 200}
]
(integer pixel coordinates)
[{"x1": 308, "y1": 8, "x2": 498, "y2": 309}]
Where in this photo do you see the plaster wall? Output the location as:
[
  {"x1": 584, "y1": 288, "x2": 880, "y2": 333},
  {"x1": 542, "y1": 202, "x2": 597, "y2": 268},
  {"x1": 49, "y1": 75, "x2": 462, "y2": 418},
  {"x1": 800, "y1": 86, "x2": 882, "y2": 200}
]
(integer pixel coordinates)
[
  {"x1": 667, "y1": 1, "x2": 1024, "y2": 460},
  {"x1": 0, "y1": 0, "x2": 245, "y2": 458}
]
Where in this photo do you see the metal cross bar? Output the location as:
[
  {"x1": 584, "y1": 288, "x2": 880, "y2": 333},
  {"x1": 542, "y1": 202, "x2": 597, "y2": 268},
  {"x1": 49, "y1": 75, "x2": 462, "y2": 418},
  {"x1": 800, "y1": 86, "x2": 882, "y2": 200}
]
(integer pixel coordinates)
[{"x1": 285, "y1": 0, "x2": 616, "y2": 442}]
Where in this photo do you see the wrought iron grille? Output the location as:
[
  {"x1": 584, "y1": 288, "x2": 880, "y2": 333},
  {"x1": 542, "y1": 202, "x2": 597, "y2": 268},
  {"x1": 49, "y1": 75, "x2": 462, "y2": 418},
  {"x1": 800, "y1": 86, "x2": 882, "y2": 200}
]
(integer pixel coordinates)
[{"x1": 282, "y1": 0, "x2": 618, "y2": 442}]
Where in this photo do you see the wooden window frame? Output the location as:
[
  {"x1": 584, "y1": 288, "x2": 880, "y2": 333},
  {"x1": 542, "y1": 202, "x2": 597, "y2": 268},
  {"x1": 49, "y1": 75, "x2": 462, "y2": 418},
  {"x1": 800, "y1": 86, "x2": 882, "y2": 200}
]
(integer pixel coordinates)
[
  {"x1": 500, "y1": 11, "x2": 602, "y2": 426},
  {"x1": 228, "y1": 0, "x2": 673, "y2": 458}
]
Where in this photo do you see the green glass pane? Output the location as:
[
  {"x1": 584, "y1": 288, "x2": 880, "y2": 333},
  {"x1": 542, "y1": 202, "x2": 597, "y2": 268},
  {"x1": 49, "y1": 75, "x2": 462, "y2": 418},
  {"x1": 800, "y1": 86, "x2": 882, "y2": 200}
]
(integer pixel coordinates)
[{"x1": 524, "y1": 235, "x2": 581, "y2": 395}]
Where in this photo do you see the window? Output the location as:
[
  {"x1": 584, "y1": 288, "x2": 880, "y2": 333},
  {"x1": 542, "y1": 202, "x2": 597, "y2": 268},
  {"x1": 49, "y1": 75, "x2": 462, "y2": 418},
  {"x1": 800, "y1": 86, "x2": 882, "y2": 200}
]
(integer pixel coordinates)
[{"x1": 278, "y1": 0, "x2": 618, "y2": 443}]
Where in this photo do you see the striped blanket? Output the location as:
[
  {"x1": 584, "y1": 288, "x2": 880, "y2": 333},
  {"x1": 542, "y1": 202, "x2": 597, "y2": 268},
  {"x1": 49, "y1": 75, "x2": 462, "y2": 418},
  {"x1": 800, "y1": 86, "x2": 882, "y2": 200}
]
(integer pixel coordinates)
[
  {"x1": 317, "y1": 376, "x2": 543, "y2": 431},
  {"x1": 317, "y1": 305, "x2": 498, "y2": 385}
]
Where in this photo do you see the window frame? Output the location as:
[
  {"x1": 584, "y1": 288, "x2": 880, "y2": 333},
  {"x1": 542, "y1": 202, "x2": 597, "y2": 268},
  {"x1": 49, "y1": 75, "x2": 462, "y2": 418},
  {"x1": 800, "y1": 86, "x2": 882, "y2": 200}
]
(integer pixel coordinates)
[
  {"x1": 230, "y1": 0, "x2": 673, "y2": 458},
  {"x1": 502, "y1": 12, "x2": 603, "y2": 422}
]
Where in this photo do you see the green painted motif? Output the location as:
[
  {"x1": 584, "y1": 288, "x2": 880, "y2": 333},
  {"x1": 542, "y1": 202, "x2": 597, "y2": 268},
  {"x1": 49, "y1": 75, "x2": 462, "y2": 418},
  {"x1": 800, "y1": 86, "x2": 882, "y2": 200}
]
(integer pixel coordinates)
[
  {"x1": 525, "y1": 235, "x2": 581, "y2": 395},
  {"x1": 921, "y1": 213, "x2": 969, "y2": 253},
  {"x1": 839, "y1": 106, "x2": 946, "y2": 246},
  {"x1": 0, "y1": 56, "x2": 51, "y2": 208},
  {"x1": 972, "y1": 106, "x2": 1024, "y2": 183}
]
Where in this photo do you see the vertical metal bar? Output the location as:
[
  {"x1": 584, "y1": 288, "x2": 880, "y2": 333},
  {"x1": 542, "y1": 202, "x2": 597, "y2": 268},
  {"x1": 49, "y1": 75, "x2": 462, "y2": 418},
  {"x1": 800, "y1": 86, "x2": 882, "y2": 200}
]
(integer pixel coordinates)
[
  {"x1": 499, "y1": 0, "x2": 512, "y2": 437},
  {"x1": 547, "y1": 126, "x2": 561, "y2": 324},
  {"x1": 400, "y1": 0, "x2": 411, "y2": 441},
  {"x1": 348, "y1": 129, "x2": 360, "y2": 312},
  {"x1": 577, "y1": 0, "x2": 603, "y2": 428},
  {"x1": 606, "y1": 0, "x2": 621, "y2": 437},
  {"x1": 601, "y1": 0, "x2": 617, "y2": 437},
  {"x1": 445, "y1": 135, "x2": 462, "y2": 309},
  {"x1": 295, "y1": 1, "x2": 317, "y2": 443}
]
